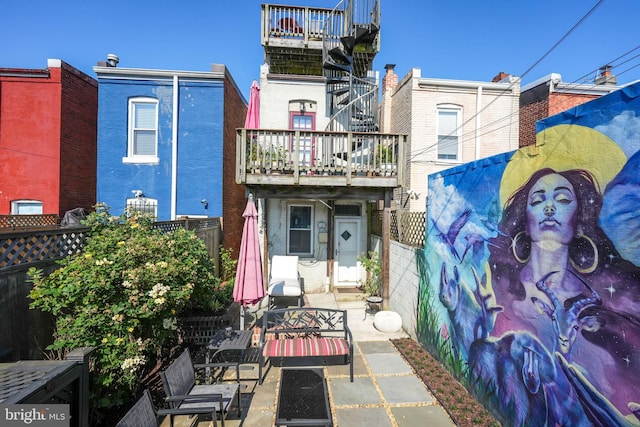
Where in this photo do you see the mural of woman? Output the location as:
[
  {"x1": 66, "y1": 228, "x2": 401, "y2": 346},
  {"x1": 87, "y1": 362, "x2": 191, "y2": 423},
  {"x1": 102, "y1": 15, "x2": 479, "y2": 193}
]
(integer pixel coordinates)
[{"x1": 488, "y1": 166, "x2": 640, "y2": 417}]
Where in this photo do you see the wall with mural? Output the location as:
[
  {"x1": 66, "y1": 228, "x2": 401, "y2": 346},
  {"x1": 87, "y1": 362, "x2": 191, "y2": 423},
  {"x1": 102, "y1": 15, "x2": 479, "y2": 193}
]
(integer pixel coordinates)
[{"x1": 419, "y1": 82, "x2": 640, "y2": 426}]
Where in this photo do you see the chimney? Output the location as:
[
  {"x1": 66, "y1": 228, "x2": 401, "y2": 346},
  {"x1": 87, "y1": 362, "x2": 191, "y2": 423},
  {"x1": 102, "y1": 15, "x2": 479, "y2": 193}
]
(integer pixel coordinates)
[
  {"x1": 595, "y1": 65, "x2": 617, "y2": 85},
  {"x1": 382, "y1": 64, "x2": 398, "y2": 94},
  {"x1": 492, "y1": 71, "x2": 510, "y2": 83}
]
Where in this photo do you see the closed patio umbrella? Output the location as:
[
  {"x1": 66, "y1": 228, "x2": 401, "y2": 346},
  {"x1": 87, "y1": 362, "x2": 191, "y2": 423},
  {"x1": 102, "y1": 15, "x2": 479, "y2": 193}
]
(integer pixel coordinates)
[
  {"x1": 233, "y1": 194, "x2": 265, "y2": 330},
  {"x1": 244, "y1": 80, "x2": 260, "y2": 129}
]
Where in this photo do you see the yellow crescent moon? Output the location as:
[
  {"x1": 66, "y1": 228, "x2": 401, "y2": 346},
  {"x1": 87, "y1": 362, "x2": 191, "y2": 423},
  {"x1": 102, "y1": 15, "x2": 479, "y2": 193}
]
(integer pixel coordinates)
[{"x1": 500, "y1": 124, "x2": 627, "y2": 206}]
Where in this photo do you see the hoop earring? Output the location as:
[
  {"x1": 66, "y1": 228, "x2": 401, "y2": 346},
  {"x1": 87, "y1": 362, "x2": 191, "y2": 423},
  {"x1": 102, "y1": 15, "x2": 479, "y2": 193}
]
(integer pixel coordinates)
[
  {"x1": 511, "y1": 231, "x2": 530, "y2": 264},
  {"x1": 570, "y1": 233, "x2": 598, "y2": 274}
]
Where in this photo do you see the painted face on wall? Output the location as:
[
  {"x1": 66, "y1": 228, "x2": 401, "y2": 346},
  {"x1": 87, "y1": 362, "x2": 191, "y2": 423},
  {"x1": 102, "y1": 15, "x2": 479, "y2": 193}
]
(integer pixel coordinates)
[{"x1": 526, "y1": 173, "x2": 577, "y2": 246}]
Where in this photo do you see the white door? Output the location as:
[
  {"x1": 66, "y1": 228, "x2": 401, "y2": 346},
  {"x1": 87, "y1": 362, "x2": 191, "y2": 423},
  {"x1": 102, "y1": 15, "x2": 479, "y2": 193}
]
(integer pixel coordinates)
[{"x1": 334, "y1": 219, "x2": 360, "y2": 287}]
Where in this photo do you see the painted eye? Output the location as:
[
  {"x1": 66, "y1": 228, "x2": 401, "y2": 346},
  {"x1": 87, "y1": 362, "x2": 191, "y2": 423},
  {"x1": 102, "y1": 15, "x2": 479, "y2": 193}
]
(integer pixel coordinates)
[{"x1": 529, "y1": 196, "x2": 544, "y2": 207}]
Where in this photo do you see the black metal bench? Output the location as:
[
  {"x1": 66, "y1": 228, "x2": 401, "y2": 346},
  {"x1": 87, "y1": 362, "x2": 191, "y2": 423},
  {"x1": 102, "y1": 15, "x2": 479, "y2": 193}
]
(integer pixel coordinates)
[{"x1": 258, "y1": 308, "x2": 353, "y2": 384}]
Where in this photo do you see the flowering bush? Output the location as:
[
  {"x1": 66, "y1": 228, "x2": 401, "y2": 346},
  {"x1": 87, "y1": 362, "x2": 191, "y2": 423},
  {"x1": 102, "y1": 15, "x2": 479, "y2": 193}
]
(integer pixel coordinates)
[{"x1": 28, "y1": 206, "x2": 232, "y2": 419}]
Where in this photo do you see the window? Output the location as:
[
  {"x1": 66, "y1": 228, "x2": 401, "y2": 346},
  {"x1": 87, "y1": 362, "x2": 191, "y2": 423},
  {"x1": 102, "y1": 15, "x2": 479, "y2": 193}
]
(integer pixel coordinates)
[
  {"x1": 289, "y1": 105, "x2": 315, "y2": 167},
  {"x1": 335, "y1": 204, "x2": 361, "y2": 216},
  {"x1": 126, "y1": 197, "x2": 158, "y2": 217},
  {"x1": 11, "y1": 200, "x2": 43, "y2": 214},
  {"x1": 124, "y1": 97, "x2": 159, "y2": 163},
  {"x1": 437, "y1": 106, "x2": 461, "y2": 161},
  {"x1": 288, "y1": 205, "x2": 313, "y2": 255}
]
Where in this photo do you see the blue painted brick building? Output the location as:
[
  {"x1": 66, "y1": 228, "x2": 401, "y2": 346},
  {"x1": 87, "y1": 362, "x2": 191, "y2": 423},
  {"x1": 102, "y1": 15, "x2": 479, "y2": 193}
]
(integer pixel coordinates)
[{"x1": 94, "y1": 60, "x2": 247, "y2": 229}]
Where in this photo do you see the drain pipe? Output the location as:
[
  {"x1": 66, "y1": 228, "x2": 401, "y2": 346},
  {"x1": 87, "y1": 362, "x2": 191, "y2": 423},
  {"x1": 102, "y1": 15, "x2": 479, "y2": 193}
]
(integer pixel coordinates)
[
  {"x1": 475, "y1": 85, "x2": 482, "y2": 160},
  {"x1": 171, "y1": 75, "x2": 178, "y2": 219}
]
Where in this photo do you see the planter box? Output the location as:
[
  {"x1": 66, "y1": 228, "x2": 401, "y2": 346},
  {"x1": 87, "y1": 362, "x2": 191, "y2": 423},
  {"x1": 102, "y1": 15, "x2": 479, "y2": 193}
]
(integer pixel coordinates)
[{"x1": 179, "y1": 302, "x2": 240, "y2": 347}]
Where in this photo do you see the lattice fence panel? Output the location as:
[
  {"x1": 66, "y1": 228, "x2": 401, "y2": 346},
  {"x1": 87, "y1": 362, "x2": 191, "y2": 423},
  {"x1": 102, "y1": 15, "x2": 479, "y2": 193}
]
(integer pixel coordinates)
[
  {"x1": 390, "y1": 210, "x2": 399, "y2": 241},
  {"x1": 399, "y1": 211, "x2": 425, "y2": 248},
  {"x1": 0, "y1": 229, "x2": 87, "y2": 269},
  {"x1": 0, "y1": 215, "x2": 59, "y2": 229}
]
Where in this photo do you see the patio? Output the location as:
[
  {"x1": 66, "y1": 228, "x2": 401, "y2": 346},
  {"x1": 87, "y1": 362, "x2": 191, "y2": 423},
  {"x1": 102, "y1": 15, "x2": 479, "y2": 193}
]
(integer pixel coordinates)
[{"x1": 160, "y1": 292, "x2": 455, "y2": 427}]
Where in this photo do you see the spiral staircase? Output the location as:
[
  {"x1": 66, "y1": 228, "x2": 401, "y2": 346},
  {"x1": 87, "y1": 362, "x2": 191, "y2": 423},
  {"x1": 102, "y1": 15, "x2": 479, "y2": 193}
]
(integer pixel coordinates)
[{"x1": 322, "y1": 0, "x2": 380, "y2": 133}]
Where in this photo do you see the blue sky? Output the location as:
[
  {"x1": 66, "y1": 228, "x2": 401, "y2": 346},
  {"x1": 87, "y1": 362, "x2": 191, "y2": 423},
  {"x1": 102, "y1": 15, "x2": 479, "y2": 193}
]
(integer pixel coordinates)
[{"x1": 2, "y1": 0, "x2": 639, "y2": 101}]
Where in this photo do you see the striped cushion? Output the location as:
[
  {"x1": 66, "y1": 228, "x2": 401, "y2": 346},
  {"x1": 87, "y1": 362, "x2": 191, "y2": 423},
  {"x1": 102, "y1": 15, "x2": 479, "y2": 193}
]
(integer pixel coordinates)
[{"x1": 263, "y1": 337, "x2": 349, "y2": 358}]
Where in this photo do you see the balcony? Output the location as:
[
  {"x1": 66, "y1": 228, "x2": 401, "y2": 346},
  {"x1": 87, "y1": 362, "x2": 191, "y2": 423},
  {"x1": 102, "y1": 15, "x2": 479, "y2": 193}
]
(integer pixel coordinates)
[
  {"x1": 261, "y1": 4, "x2": 339, "y2": 76},
  {"x1": 261, "y1": 3, "x2": 380, "y2": 77},
  {"x1": 236, "y1": 129, "x2": 405, "y2": 198}
]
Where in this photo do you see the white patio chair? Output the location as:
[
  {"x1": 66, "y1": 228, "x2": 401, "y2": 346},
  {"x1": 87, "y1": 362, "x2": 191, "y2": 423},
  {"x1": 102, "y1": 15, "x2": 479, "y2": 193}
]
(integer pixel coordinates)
[{"x1": 267, "y1": 255, "x2": 302, "y2": 308}]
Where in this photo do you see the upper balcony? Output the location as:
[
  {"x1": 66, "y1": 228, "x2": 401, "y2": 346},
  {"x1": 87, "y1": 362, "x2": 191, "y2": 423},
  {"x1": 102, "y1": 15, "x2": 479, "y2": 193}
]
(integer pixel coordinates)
[
  {"x1": 236, "y1": 129, "x2": 405, "y2": 198},
  {"x1": 261, "y1": 4, "x2": 338, "y2": 76}
]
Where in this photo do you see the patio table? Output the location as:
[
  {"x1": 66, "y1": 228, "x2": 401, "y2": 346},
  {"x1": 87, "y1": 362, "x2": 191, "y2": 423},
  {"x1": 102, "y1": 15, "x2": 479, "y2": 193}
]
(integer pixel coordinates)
[
  {"x1": 0, "y1": 348, "x2": 93, "y2": 427},
  {"x1": 207, "y1": 329, "x2": 252, "y2": 361}
]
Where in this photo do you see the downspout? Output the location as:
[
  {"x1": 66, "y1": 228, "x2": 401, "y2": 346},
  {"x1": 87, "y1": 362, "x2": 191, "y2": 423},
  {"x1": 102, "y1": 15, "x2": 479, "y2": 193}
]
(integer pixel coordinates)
[
  {"x1": 171, "y1": 75, "x2": 179, "y2": 219},
  {"x1": 475, "y1": 85, "x2": 482, "y2": 160}
]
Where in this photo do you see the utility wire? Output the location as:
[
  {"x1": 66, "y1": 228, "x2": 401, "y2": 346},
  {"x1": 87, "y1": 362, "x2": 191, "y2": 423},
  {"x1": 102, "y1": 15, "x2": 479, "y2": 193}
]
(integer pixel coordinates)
[{"x1": 405, "y1": 0, "x2": 619, "y2": 164}]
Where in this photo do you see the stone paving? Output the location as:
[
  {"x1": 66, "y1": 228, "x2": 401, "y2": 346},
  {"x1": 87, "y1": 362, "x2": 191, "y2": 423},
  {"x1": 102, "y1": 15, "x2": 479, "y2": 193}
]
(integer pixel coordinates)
[{"x1": 162, "y1": 291, "x2": 456, "y2": 427}]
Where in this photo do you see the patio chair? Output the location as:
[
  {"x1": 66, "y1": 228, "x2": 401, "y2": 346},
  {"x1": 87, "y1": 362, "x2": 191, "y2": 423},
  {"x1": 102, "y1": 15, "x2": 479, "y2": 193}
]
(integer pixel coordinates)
[
  {"x1": 116, "y1": 389, "x2": 218, "y2": 427},
  {"x1": 267, "y1": 255, "x2": 302, "y2": 308},
  {"x1": 160, "y1": 348, "x2": 241, "y2": 427}
]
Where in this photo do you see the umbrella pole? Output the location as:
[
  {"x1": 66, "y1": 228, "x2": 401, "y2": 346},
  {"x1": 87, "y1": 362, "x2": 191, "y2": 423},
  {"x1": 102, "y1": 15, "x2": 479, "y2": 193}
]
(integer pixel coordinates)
[{"x1": 240, "y1": 305, "x2": 245, "y2": 330}]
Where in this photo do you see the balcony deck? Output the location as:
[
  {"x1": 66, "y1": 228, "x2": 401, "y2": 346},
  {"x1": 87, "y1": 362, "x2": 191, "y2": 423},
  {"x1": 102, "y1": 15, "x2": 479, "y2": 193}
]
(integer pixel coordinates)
[{"x1": 236, "y1": 129, "x2": 404, "y2": 199}]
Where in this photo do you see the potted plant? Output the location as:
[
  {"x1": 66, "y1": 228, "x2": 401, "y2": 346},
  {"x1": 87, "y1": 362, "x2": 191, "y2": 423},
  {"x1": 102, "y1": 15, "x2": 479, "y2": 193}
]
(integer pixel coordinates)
[{"x1": 358, "y1": 251, "x2": 382, "y2": 298}]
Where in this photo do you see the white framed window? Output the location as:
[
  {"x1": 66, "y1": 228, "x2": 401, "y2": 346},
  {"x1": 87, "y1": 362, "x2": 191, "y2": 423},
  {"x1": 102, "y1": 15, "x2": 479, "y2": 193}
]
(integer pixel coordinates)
[
  {"x1": 437, "y1": 105, "x2": 461, "y2": 161},
  {"x1": 124, "y1": 97, "x2": 159, "y2": 164},
  {"x1": 290, "y1": 112, "x2": 315, "y2": 167},
  {"x1": 126, "y1": 197, "x2": 158, "y2": 217},
  {"x1": 287, "y1": 204, "x2": 313, "y2": 256},
  {"x1": 11, "y1": 200, "x2": 43, "y2": 214}
]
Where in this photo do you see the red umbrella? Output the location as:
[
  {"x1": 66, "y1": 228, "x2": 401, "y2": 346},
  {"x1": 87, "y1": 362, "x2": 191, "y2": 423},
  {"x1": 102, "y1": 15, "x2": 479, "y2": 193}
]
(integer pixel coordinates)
[
  {"x1": 244, "y1": 80, "x2": 260, "y2": 129},
  {"x1": 233, "y1": 194, "x2": 265, "y2": 329}
]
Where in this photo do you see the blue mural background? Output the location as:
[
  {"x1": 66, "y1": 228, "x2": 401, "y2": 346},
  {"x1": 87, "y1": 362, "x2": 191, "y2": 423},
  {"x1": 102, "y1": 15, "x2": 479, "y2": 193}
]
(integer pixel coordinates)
[{"x1": 421, "y1": 82, "x2": 640, "y2": 426}]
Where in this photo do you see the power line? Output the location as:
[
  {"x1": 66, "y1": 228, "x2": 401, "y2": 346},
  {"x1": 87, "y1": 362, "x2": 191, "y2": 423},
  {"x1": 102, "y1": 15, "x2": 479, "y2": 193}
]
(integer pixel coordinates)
[{"x1": 405, "y1": 0, "x2": 626, "y2": 164}]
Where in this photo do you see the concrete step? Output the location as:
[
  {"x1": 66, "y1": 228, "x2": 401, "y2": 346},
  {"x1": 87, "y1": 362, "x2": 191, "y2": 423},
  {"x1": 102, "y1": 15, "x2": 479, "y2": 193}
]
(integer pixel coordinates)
[{"x1": 333, "y1": 287, "x2": 366, "y2": 302}]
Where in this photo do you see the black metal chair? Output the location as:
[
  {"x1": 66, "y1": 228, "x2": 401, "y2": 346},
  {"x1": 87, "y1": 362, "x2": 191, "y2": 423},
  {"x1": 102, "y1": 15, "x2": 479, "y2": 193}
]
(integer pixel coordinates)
[
  {"x1": 160, "y1": 348, "x2": 241, "y2": 427},
  {"x1": 116, "y1": 389, "x2": 218, "y2": 427}
]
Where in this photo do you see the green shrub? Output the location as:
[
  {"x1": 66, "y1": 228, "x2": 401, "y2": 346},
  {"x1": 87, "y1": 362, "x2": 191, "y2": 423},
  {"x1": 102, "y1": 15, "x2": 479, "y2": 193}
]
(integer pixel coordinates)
[
  {"x1": 28, "y1": 206, "x2": 231, "y2": 420},
  {"x1": 358, "y1": 251, "x2": 382, "y2": 297}
]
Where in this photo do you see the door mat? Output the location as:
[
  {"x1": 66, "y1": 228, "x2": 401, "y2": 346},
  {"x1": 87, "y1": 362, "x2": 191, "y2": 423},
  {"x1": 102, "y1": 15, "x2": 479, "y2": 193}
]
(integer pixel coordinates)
[{"x1": 336, "y1": 287, "x2": 364, "y2": 294}]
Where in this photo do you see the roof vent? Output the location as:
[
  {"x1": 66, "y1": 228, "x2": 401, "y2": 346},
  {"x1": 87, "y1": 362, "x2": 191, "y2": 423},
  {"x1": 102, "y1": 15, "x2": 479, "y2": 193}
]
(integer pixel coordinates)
[{"x1": 106, "y1": 54, "x2": 119, "y2": 67}]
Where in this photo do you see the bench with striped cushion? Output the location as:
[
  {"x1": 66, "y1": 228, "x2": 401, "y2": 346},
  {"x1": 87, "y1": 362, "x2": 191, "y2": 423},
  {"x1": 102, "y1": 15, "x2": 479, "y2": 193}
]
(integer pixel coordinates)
[
  {"x1": 263, "y1": 337, "x2": 350, "y2": 358},
  {"x1": 258, "y1": 308, "x2": 353, "y2": 384}
]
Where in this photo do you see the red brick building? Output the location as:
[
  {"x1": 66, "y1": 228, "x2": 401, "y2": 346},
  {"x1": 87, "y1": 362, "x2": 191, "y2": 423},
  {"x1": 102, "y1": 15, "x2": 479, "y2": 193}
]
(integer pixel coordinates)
[
  {"x1": 0, "y1": 59, "x2": 97, "y2": 216},
  {"x1": 519, "y1": 69, "x2": 620, "y2": 147}
]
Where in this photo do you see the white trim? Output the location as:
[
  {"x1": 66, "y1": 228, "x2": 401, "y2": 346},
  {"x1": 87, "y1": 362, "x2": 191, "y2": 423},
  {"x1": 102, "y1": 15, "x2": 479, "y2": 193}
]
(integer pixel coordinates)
[
  {"x1": 171, "y1": 75, "x2": 179, "y2": 220},
  {"x1": 11, "y1": 200, "x2": 43, "y2": 215},
  {"x1": 126, "y1": 97, "x2": 158, "y2": 161},
  {"x1": 122, "y1": 155, "x2": 159, "y2": 164},
  {"x1": 436, "y1": 104, "x2": 462, "y2": 161}
]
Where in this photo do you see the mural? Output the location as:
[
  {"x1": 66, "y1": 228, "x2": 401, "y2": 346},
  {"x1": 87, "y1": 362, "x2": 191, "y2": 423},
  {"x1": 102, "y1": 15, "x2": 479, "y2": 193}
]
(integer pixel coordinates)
[{"x1": 420, "y1": 82, "x2": 640, "y2": 426}]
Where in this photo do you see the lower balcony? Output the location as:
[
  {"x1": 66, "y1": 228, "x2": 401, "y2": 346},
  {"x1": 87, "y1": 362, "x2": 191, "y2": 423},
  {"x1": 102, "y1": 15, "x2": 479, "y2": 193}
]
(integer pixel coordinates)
[{"x1": 236, "y1": 129, "x2": 404, "y2": 196}]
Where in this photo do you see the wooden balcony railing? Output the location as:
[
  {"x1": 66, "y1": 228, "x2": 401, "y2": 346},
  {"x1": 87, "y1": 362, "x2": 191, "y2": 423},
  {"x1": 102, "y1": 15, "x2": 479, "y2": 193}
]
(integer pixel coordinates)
[{"x1": 236, "y1": 128, "x2": 405, "y2": 187}]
